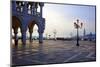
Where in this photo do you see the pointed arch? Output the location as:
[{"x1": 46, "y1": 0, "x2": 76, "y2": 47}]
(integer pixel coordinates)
[
  {"x1": 12, "y1": 16, "x2": 22, "y2": 46},
  {"x1": 12, "y1": 16, "x2": 21, "y2": 29}
]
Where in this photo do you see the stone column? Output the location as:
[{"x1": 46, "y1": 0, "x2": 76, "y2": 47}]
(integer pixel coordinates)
[
  {"x1": 21, "y1": 2, "x2": 28, "y2": 45},
  {"x1": 32, "y1": 3, "x2": 35, "y2": 15},
  {"x1": 22, "y1": 31, "x2": 26, "y2": 45},
  {"x1": 29, "y1": 28, "x2": 33, "y2": 42},
  {"x1": 38, "y1": 19, "x2": 45, "y2": 43},
  {"x1": 14, "y1": 28, "x2": 18, "y2": 46},
  {"x1": 38, "y1": 33, "x2": 43, "y2": 43},
  {"x1": 39, "y1": 3, "x2": 44, "y2": 17},
  {"x1": 21, "y1": 23, "x2": 27, "y2": 45},
  {"x1": 29, "y1": 2, "x2": 34, "y2": 15},
  {"x1": 30, "y1": 33, "x2": 32, "y2": 42},
  {"x1": 35, "y1": 2, "x2": 38, "y2": 15},
  {"x1": 38, "y1": 3, "x2": 45, "y2": 43},
  {"x1": 23, "y1": 1, "x2": 28, "y2": 14}
]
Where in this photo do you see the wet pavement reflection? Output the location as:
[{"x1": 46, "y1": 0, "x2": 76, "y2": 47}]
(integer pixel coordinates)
[{"x1": 12, "y1": 40, "x2": 96, "y2": 66}]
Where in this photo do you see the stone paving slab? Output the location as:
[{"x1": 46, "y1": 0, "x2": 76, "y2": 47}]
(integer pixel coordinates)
[{"x1": 11, "y1": 40, "x2": 96, "y2": 66}]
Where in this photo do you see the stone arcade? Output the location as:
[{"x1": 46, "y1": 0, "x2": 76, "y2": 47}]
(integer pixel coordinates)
[{"x1": 12, "y1": 1, "x2": 45, "y2": 46}]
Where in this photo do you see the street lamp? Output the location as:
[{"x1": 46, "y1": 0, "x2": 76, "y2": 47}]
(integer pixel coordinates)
[{"x1": 74, "y1": 19, "x2": 83, "y2": 46}]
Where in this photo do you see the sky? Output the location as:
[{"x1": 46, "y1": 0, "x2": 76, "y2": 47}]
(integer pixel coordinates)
[
  {"x1": 12, "y1": 3, "x2": 96, "y2": 38},
  {"x1": 42, "y1": 3, "x2": 96, "y2": 38}
]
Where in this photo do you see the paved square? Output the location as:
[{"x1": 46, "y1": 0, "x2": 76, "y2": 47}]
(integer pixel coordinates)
[{"x1": 12, "y1": 40, "x2": 96, "y2": 66}]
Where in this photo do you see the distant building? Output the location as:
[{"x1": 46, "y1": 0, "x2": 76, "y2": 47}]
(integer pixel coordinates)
[{"x1": 81, "y1": 32, "x2": 96, "y2": 41}]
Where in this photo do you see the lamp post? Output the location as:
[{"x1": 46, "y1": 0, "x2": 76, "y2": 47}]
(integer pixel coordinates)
[
  {"x1": 74, "y1": 19, "x2": 83, "y2": 46},
  {"x1": 53, "y1": 29, "x2": 57, "y2": 41},
  {"x1": 49, "y1": 35, "x2": 51, "y2": 40}
]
